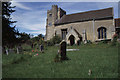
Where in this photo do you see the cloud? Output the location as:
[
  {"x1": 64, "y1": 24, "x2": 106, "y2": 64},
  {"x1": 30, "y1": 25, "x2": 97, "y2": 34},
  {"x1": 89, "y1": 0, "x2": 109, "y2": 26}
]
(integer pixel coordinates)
[
  {"x1": 11, "y1": 7, "x2": 47, "y2": 35},
  {"x1": 11, "y1": 1, "x2": 32, "y2": 10},
  {"x1": 11, "y1": 2, "x2": 86, "y2": 36}
]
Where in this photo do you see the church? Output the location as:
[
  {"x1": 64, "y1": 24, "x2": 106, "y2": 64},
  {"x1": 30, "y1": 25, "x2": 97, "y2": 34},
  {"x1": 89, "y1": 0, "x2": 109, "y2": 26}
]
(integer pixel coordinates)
[{"x1": 45, "y1": 5, "x2": 116, "y2": 45}]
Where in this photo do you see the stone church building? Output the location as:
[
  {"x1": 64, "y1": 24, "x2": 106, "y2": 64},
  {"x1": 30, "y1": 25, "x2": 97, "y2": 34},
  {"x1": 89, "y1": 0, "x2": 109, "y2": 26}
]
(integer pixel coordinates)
[{"x1": 45, "y1": 5, "x2": 115, "y2": 45}]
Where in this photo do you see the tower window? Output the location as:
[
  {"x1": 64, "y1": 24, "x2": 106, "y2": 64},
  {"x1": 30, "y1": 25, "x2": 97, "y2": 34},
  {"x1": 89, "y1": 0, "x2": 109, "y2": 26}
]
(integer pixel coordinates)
[
  {"x1": 98, "y1": 27, "x2": 107, "y2": 39},
  {"x1": 48, "y1": 22, "x2": 52, "y2": 26},
  {"x1": 49, "y1": 13, "x2": 52, "y2": 17}
]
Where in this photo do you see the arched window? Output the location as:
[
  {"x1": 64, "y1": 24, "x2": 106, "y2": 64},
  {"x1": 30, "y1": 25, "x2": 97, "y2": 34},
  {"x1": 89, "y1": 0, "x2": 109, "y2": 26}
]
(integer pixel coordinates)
[
  {"x1": 98, "y1": 27, "x2": 107, "y2": 39},
  {"x1": 61, "y1": 29, "x2": 67, "y2": 40}
]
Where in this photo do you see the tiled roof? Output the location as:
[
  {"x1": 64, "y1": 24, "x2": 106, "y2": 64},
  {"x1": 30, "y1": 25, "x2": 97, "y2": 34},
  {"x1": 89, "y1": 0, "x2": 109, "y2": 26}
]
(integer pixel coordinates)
[
  {"x1": 55, "y1": 7, "x2": 113, "y2": 25},
  {"x1": 115, "y1": 18, "x2": 120, "y2": 28}
]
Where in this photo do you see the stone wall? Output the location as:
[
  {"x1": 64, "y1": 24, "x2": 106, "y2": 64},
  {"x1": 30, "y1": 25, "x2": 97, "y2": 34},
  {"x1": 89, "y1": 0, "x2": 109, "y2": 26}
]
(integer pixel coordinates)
[
  {"x1": 46, "y1": 26, "x2": 55, "y2": 40},
  {"x1": 94, "y1": 19, "x2": 115, "y2": 41},
  {"x1": 53, "y1": 19, "x2": 115, "y2": 42}
]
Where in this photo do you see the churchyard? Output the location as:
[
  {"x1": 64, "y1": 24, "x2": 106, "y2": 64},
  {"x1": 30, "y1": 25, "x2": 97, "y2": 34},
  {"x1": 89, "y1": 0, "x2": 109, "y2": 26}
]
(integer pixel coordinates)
[
  {"x1": 2, "y1": 42, "x2": 119, "y2": 78},
  {"x1": 2, "y1": 1, "x2": 120, "y2": 79}
]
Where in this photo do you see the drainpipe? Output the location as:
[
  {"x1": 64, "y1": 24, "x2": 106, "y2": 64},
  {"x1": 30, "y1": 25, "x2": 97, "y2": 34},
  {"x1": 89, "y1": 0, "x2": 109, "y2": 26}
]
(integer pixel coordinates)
[{"x1": 93, "y1": 19, "x2": 95, "y2": 42}]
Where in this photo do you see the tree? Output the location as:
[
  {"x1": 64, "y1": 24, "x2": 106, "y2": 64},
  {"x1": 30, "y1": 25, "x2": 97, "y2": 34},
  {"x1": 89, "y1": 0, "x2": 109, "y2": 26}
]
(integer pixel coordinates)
[
  {"x1": 18, "y1": 32, "x2": 30, "y2": 43},
  {"x1": 29, "y1": 34, "x2": 45, "y2": 48},
  {"x1": 38, "y1": 34, "x2": 43, "y2": 39},
  {"x1": 2, "y1": 2, "x2": 18, "y2": 48},
  {"x1": 31, "y1": 34, "x2": 44, "y2": 42},
  {"x1": 52, "y1": 35, "x2": 62, "y2": 44}
]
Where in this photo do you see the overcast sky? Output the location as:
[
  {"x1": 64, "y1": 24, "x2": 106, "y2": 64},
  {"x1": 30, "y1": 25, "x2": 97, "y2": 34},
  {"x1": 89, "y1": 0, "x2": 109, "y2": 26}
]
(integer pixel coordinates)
[{"x1": 11, "y1": 2, "x2": 119, "y2": 36}]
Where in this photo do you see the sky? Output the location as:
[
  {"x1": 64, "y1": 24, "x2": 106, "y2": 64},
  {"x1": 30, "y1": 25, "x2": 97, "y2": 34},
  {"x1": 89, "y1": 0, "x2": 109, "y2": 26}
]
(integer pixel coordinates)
[{"x1": 10, "y1": 2, "x2": 119, "y2": 36}]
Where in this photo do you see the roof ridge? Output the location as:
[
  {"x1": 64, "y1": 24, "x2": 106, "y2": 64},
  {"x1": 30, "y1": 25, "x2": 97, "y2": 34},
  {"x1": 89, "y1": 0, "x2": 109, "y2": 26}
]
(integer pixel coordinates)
[
  {"x1": 66, "y1": 7, "x2": 113, "y2": 16},
  {"x1": 55, "y1": 7, "x2": 113, "y2": 25}
]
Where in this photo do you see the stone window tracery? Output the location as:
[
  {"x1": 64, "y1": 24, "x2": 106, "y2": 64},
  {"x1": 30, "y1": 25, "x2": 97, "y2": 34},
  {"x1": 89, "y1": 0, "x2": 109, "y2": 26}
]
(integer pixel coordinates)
[{"x1": 98, "y1": 27, "x2": 107, "y2": 39}]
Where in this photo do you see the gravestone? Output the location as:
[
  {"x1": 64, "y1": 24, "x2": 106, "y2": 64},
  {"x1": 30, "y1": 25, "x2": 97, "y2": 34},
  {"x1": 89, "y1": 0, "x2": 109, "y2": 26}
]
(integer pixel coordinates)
[
  {"x1": 4, "y1": 46, "x2": 9, "y2": 55},
  {"x1": 39, "y1": 44, "x2": 44, "y2": 52},
  {"x1": 41, "y1": 44, "x2": 44, "y2": 52},
  {"x1": 39, "y1": 44, "x2": 41, "y2": 51},
  {"x1": 17, "y1": 45, "x2": 23, "y2": 54},
  {"x1": 9, "y1": 49, "x2": 15, "y2": 53},
  {"x1": 5, "y1": 49, "x2": 8, "y2": 55},
  {"x1": 31, "y1": 43, "x2": 34, "y2": 48},
  {"x1": 19, "y1": 46, "x2": 23, "y2": 53},
  {"x1": 59, "y1": 40, "x2": 66, "y2": 60},
  {"x1": 16, "y1": 47, "x2": 19, "y2": 54}
]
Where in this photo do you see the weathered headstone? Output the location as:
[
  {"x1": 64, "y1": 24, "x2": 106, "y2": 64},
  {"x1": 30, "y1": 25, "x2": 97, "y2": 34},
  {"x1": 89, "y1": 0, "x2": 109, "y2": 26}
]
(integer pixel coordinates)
[
  {"x1": 57, "y1": 50, "x2": 60, "y2": 55},
  {"x1": 19, "y1": 46, "x2": 23, "y2": 53},
  {"x1": 39, "y1": 44, "x2": 41, "y2": 51},
  {"x1": 59, "y1": 40, "x2": 66, "y2": 60},
  {"x1": 16, "y1": 47, "x2": 19, "y2": 54},
  {"x1": 5, "y1": 49, "x2": 8, "y2": 55},
  {"x1": 41, "y1": 44, "x2": 44, "y2": 52},
  {"x1": 39, "y1": 44, "x2": 44, "y2": 52},
  {"x1": 17, "y1": 45, "x2": 23, "y2": 54},
  {"x1": 31, "y1": 43, "x2": 34, "y2": 48}
]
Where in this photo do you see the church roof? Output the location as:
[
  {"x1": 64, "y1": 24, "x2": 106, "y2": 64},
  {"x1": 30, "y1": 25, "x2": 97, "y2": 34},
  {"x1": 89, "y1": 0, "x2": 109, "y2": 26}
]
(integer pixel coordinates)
[
  {"x1": 55, "y1": 7, "x2": 113, "y2": 25},
  {"x1": 115, "y1": 18, "x2": 120, "y2": 28}
]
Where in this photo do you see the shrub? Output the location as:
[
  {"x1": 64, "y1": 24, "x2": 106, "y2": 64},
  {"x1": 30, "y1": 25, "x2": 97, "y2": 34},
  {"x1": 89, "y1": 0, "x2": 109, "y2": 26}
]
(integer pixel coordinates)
[
  {"x1": 47, "y1": 39, "x2": 54, "y2": 46},
  {"x1": 87, "y1": 40, "x2": 92, "y2": 44},
  {"x1": 98, "y1": 40, "x2": 107, "y2": 44},
  {"x1": 111, "y1": 34, "x2": 118, "y2": 46},
  {"x1": 47, "y1": 35, "x2": 62, "y2": 46},
  {"x1": 52, "y1": 35, "x2": 62, "y2": 44}
]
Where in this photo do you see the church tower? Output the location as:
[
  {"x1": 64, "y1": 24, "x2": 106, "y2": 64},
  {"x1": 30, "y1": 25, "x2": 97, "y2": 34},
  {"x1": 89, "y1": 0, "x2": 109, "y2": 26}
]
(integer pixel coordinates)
[
  {"x1": 46, "y1": 5, "x2": 58, "y2": 27},
  {"x1": 45, "y1": 5, "x2": 66, "y2": 40}
]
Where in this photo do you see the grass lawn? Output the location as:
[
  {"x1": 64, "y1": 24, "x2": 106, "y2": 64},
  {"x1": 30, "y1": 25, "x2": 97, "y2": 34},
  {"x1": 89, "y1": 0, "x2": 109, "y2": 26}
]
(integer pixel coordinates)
[{"x1": 2, "y1": 43, "x2": 118, "y2": 78}]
